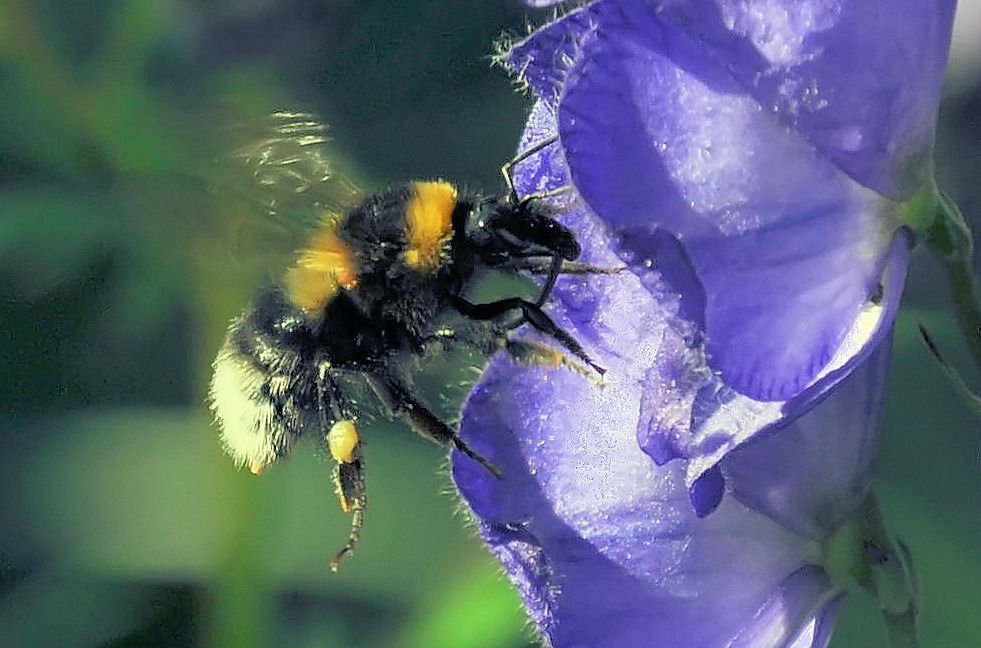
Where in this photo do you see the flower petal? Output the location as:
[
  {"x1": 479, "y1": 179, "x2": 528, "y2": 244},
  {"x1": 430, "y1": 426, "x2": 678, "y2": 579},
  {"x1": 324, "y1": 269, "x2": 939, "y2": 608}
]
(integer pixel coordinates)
[
  {"x1": 454, "y1": 352, "x2": 825, "y2": 648},
  {"x1": 513, "y1": 101, "x2": 907, "y2": 491},
  {"x1": 522, "y1": 0, "x2": 567, "y2": 7},
  {"x1": 663, "y1": 230, "x2": 907, "y2": 501},
  {"x1": 726, "y1": 567, "x2": 838, "y2": 648},
  {"x1": 722, "y1": 336, "x2": 893, "y2": 540},
  {"x1": 510, "y1": 0, "x2": 956, "y2": 198},
  {"x1": 505, "y1": 5, "x2": 596, "y2": 105},
  {"x1": 649, "y1": 0, "x2": 957, "y2": 199},
  {"x1": 555, "y1": 0, "x2": 904, "y2": 401},
  {"x1": 453, "y1": 300, "x2": 886, "y2": 646},
  {"x1": 798, "y1": 595, "x2": 845, "y2": 648}
]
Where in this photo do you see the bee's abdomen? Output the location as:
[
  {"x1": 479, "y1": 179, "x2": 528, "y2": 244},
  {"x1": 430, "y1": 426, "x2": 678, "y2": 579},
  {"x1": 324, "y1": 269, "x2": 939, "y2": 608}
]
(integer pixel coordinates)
[{"x1": 209, "y1": 286, "x2": 319, "y2": 474}]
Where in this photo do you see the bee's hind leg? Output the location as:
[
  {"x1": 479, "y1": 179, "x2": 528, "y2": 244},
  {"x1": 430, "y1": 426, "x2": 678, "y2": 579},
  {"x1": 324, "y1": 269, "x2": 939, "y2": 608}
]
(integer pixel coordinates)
[
  {"x1": 328, "y1": 452, "x2": 365, "y2": 572},
  {"x1": 318, "y1": 364, "x2": 367, "y2": 572}
]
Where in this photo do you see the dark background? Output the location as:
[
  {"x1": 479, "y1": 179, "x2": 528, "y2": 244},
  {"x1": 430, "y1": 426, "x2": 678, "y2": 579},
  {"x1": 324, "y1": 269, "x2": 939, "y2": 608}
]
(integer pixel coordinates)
[{"x1": 0, "y1": 1, "x2": 978, "y2": 646}]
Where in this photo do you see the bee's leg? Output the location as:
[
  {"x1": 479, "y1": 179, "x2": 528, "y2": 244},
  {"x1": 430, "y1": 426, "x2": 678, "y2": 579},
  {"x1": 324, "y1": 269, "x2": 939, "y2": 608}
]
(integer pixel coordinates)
[
  {"x1": 328, "y1": 447, "x2": 366, "y2": 572},
  {"x1": 532, "y1": 255, "x2": 631, "y2": 307},
  {"x1": 451, "y1": 296, "x2": 605, "y2": 375},
  {"x1": 501, "y1": 135, "x2": 559, "y2": 200},
  {"x1": 365, "y1": 373, "x2": 502, "y2": 479},
  {"x1": 504, "y1": 338, "x2": 604, "y2": 386},
  {"x1": 318, "y1": 365, "x2": 367, "y2": 572},
  {"x1": 535, "y1": 255, "x2": 563, "y2": 307},
  {"x1": 508, "y1": 254, "x2": 625, "y2": 314},
  {"x1": 512, "y1": 257, "x2": 626, "y2": 279}
]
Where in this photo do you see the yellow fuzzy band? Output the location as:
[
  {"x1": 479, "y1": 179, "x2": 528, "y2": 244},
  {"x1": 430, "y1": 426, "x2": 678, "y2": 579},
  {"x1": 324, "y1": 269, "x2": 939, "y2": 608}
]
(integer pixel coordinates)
[
  {"x1": 285, "y1": 220, "x2": 358, "y2": 314},
  {"x1": 404, "y1": 181, "x2": 457, "y2": 271}
]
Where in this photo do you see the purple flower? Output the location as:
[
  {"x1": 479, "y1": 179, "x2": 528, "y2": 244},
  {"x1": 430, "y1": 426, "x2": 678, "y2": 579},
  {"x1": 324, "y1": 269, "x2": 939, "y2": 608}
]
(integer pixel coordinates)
[
  {"x1": 522, "y1": 0, "x2": 567, "y2": 7},
  {"x1": 497, "y1": 0, "x2": 954, "y2": 490},
  {"x1": 449, "y1": 1, "x2": 954, "y2": 645},
  {"x1": 452, "y1": 238, "x2": 893, "y2": 645},
  {"x1": 452, "y1": 101, "x2": 899, "y2": 644},
  {"x1": 452, "y1": 131, "x2": 898, "y2": 640}
]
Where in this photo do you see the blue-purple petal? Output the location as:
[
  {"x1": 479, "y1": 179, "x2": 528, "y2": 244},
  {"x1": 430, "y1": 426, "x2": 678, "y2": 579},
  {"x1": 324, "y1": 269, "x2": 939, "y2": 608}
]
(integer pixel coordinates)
[
  {"x1": 648, "y1": 0, "x2": 956, "y2": 200},
  {"x1": 522, "y1": 0, "x2": 567, "y2": 7},
  {"x1": 505, "y1": 5, "x2": 596, "y2": 106},
  {"x1": 670, "y1": 230, "x2": 908, "y2": 494},
  {"x1": 723, "y1": 337, "x2": 891, "y2": 541},
  {"x1": 555, "y1": 0, "x2": 903, "y2": 401},
  {"x1": 453, "y1": 320, "x2": 887, "y2": 646},
  {"x1": 690, "y1": 464, "x2": 725, "y2": 517},
  {"x1": 800, "y1": 595, "x2": 845, "y2": 648},
  {"x1": 512, "y1": 101, "x2": 906, "y2": 488},
  {"x1": 454, "y1": 352, "x2": 829, "y2": 647},
  {"x1": 725, "y1": 567, "x2": 837, "y2": 648},
  {"x1": 508, "y1": 0, "x2": 956, "y2": 199}
]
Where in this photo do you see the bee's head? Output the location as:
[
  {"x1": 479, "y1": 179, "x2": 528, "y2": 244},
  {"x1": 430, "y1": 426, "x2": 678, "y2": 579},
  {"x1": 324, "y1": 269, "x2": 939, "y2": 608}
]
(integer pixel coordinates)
[{"x1": 458, "y1": 196, "x2": 580, "y2": 266}]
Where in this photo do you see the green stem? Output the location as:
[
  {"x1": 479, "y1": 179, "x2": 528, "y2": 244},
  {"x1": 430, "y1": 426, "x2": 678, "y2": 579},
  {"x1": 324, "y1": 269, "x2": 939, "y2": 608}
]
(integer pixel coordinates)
[
  {"x1": 924, "y1": 192, "x2": 981, "y2": 373},
  {"x1": 862, "y1": 495, "x2": 919, "y2": 648},
  {"x1": 823, "y1": 493, "x2": 919, "y2": 648},
  {"x1": 883, "y1": 609, "x2": 918, "y2": 648}
]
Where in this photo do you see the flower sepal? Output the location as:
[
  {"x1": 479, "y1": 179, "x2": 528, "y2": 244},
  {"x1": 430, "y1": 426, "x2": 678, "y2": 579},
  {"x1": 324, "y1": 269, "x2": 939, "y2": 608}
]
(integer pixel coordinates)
[
  {"x1": 821, "y1": 493, "x2": 919, "y2": 648},
  {"x1": 902, "y1": 185, "x2": 981, "y2": 411}
]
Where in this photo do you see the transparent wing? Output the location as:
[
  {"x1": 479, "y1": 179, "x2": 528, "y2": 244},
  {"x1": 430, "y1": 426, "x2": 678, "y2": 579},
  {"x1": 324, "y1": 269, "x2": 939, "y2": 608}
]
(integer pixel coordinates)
[
  {"x1": 196, "y1": 110, "x2": 368, "y2": 279},
  {"x1": 219, "y1": 110, "x2": 363, "y2": 232}
]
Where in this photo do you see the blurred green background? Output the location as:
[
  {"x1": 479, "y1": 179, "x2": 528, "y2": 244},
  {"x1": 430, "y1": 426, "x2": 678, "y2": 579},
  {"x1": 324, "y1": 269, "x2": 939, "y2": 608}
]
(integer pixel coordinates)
[{"x1": 0, "y1": 1, "x2": 978, "y2": 647}]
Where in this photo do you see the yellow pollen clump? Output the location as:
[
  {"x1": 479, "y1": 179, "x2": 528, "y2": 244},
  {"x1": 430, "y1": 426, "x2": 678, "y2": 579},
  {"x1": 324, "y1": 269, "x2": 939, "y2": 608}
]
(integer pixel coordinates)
[{"x1": 328, "y1": 419, "x2": 359, "y2": 464}]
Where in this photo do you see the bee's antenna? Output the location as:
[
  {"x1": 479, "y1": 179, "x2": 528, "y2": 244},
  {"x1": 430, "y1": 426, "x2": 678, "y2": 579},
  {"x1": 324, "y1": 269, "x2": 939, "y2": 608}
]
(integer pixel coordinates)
[{"x1": 501, "y1": 135, "x2": 559, "y2": 202}]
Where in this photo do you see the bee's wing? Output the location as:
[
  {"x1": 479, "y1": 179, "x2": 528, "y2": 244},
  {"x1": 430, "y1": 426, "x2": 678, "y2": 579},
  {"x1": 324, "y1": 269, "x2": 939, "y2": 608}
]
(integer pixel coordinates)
[
  {"x1": 199, "y1": 111, "x2": 367, "y2": 279},
  {"x1": 221, "y1": 111, "x2": 363, "y2": 231}
]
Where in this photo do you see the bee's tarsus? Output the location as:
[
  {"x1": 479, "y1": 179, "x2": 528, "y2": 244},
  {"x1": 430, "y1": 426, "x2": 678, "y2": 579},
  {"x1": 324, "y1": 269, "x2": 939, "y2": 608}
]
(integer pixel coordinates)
[
  {"x1": 505, "y1": 338, "x2": 605, "y2": 385},
  {"x1": 330, "y1": 457, "x2": 366, "y2": 572},
  {"x1": 452, "y1": 436, "x2": 503, "y2": 479},
  {"x1": 330, "y1": 507, "x2": 364, "y2": 573}
]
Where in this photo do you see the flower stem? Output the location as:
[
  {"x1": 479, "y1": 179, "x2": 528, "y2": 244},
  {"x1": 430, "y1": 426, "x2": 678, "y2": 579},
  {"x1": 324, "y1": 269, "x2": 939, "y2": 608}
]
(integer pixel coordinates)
[
  {"x1": 883, "y1": 607, "x2": 918, "y2": 648},
  {"x1": 861, "y1": 494, "x2": 919, "y2": 648},
  {"x1": 924, "y1": 192, "x2": 981, "y2": 373},
  {"x1": 823, "y1": 492, "x2": 919, "y2": 648}
]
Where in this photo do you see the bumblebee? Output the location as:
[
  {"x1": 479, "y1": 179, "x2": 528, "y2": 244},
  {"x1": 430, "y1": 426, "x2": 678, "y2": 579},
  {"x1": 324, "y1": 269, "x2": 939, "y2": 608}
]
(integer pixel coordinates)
[{"x1": 209, "y1": 112, "x2": 606, "y2": 571}]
